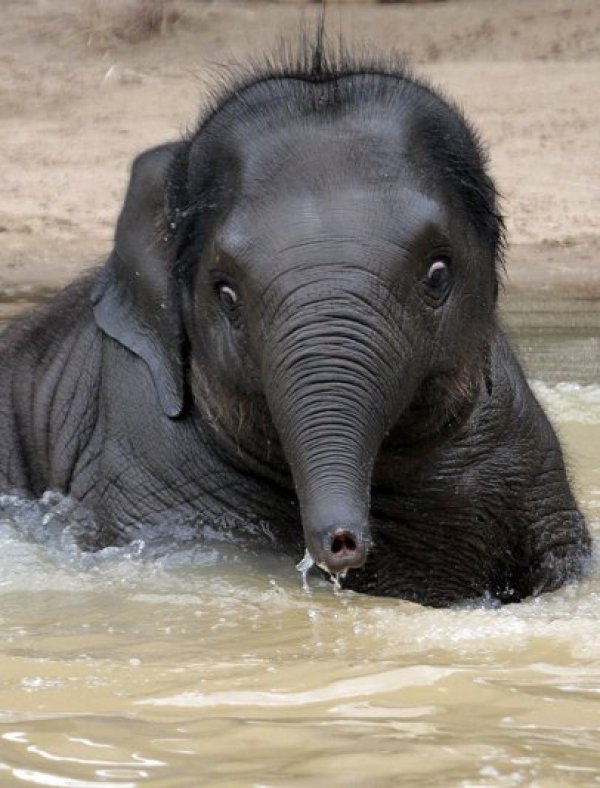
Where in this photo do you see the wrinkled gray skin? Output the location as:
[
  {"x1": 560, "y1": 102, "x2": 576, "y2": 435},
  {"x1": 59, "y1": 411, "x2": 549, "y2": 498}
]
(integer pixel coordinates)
[{"x1": 0, "y1": 56, "x2": 591, "y2": 605}]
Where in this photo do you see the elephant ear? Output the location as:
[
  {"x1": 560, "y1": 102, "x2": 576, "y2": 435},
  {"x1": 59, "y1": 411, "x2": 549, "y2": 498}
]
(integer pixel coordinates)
[{"x1": 92, "y1": 142, "x2": 186, "y2": 418}]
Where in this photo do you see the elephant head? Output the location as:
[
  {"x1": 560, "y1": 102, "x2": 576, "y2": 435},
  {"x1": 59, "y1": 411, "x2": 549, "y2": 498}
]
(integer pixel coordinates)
[{"x1": 92, "y1": 53, "x2": 503, "y2": 578}]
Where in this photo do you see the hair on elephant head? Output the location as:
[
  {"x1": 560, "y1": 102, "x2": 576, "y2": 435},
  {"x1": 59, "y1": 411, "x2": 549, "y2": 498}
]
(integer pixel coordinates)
[{"x1": 91, "y1": 36, "x2": 506, "y2": 581}]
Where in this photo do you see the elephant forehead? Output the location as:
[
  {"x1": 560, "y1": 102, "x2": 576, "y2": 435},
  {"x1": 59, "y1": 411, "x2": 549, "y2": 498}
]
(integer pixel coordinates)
[
  {"x1": 217, "y1": 185, "x2": 449, "y2": 273},
  {"x1": 242, "y1": 114, "x2": 406, "y2": 178}
]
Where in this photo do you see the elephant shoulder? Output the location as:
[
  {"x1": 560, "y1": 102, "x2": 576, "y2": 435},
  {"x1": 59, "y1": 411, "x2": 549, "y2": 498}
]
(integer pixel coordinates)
[{"x1": 0, "y1": 273, "x2": 104, "y2": 496}]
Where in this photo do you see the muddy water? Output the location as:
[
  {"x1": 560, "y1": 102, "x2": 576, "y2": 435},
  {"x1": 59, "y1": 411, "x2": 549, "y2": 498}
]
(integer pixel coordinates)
[{"x1": 0, "y1": 291, "x2": 598, "y2": 787}]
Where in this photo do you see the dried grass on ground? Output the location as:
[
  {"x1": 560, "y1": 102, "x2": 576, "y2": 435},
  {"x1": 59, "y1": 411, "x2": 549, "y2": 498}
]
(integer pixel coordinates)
[{"x1": 80, "y1": 0, "x2": 180, "y2": 47}]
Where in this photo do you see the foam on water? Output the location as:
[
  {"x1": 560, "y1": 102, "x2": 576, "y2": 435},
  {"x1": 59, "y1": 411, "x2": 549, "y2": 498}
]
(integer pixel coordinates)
[{"x1": 532, "y1": 381, "x2": 600, "y2": 424}]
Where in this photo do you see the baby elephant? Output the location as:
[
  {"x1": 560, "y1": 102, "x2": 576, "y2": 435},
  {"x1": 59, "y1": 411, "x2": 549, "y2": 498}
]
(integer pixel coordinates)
[{"x1": 0, "y1": 45, "x2": 590, "y2": 605}]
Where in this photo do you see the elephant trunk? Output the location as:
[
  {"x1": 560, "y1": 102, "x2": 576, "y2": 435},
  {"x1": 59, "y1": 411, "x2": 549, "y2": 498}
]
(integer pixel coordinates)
[{"x1": 261, "y1": 296, "x2": 410, "y2": 575}]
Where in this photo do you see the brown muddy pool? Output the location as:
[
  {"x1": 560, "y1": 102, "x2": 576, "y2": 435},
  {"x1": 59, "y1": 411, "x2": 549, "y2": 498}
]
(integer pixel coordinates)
[{"x1": 0, "y1": 290, "x2": 599, "y2": 787}]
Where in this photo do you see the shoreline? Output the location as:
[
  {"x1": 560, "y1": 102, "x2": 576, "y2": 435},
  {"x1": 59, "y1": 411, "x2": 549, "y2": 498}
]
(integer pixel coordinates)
[{"x1": 1, "y1": 0, "x2": 599, "y2": 299}]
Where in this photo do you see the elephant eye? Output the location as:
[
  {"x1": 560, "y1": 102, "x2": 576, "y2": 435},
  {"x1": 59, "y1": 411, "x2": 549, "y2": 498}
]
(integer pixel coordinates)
[
  {"x1": 421, "y1": 257, "x2": 451, "y2": 306},
  {"x1": 216, "y1": 281, "x2": 239, "y2": 310},
  {"x1": 426, "y1": 259, "x2": 449, "y2": 288}
]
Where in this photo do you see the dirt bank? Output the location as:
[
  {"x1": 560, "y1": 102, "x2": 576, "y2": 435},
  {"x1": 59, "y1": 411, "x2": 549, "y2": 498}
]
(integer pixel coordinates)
[{"x1": 0, "y1": 0, "x2": 599, "y2": 294}]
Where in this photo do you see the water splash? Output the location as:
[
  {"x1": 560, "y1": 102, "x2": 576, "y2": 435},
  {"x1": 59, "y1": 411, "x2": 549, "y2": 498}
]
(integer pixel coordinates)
[
  {"x1": 330, "y1": 569, "x2": 348, "y2": 595},
  {"x1": 296, "y1": 550, "x2": 351, "y2": 595},
  {"x1": 296, "y1": 549, "x2": 315, "y2": 591}
]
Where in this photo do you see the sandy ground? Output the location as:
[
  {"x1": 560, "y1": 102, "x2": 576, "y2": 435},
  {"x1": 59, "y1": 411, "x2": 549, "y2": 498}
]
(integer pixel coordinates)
[{"x1": 0, "y1": 0, "x2": 599, "y2": 296}]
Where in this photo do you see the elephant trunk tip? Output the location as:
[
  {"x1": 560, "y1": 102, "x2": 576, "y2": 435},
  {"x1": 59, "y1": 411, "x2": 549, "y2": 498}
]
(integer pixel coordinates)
[
  {"x1": 314, "y1": 525, "x2": 368, "y2": 576},
  {"x1": 298, "y1": 496, "x2": 371, "y2": 581},
  {"x1": 296, "y1": 523, "x2": 369, "y2": 589}
]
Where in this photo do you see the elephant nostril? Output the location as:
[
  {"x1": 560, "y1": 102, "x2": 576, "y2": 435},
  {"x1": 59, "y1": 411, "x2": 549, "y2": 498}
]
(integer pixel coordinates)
[
  {"x1": 312, "y1": 522, "x2": 369, "y2": 575},
  {"x1": 330, "y1": 530, "x2": 357, "y2": 555},
  {"x1": 322, "y1": 528, "x2": 366, "y2": 572}
]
